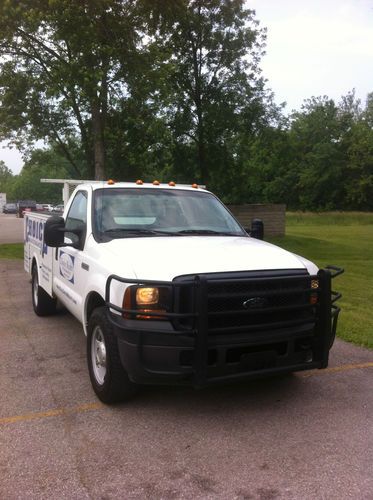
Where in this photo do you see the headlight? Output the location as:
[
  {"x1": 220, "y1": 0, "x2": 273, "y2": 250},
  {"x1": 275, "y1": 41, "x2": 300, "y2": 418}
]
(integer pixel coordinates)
[
  {"x1": 136, "y1": 287, "x2": 159, "y2": 305},
  {"x1": 123, "y1": 285, "x2": 171, "y2": 320}
]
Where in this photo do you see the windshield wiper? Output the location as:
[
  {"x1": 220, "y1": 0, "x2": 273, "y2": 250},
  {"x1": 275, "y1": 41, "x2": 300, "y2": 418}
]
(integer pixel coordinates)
[
  {"x1": 177, "y1": 229, "x2": 240, "y2": 236},
  {"x1": 103, "y1": 228, "x2": 181, "y2": 237},
  {"x1": 102, "y1": 228, "x2": 241, "y2": 238}
]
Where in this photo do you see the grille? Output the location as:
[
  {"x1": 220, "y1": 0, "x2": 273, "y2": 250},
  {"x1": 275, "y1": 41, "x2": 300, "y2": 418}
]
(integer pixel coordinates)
[{"x1": 175, "y1": 270, "x2": 317, "y2": 336}]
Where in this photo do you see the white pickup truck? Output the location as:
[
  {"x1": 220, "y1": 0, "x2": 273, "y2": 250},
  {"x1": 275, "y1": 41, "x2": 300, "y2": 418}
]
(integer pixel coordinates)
[{"x1": 24, "y1": 181, "x2": 343, "y2": 403}]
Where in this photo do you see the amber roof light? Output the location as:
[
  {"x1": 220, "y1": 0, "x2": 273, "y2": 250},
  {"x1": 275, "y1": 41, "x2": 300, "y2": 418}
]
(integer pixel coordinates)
[{"x1": 136, "y1": 179, "x2": 143, "y2": 185}]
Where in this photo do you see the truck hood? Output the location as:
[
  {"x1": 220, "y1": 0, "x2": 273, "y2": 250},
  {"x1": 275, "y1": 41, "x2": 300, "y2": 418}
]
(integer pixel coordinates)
[{"x1": 102, "y1": 236, "x2": 318, "y2": 281}]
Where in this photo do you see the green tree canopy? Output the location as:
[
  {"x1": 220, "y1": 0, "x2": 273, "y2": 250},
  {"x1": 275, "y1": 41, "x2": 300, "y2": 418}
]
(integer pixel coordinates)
[
  {"x1": 145, "y1": 0, "x2": 274, "y2": 189},
  {"x1": 5, "y1": 148, "x2": 72, "y2": 203},
  {"x1": 1, "y1": 1, "x2": 372, "y2": 210},
  {"x1": 0, "y1": 0, "x2": 141, "y2": 179},
  {"x1": 258, "y1": 91, "x2": 373, "y2": 210}
]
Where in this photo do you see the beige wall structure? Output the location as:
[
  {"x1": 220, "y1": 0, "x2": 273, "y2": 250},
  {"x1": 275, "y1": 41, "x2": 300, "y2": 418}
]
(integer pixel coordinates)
[{"x1": 227, "y1": 204, "x2": 286, "y2": 237}]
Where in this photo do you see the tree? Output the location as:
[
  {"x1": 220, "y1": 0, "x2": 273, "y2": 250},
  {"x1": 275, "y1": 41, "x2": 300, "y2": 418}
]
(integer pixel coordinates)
[
  {"x1": 284, "y1": 96, "x2": 349, "y2": 209},
  {"x1": 0, "y1": 0, "x2": 280, "y2": 195},
  {"x1": 0, "y1": 0, "x2": 140, "y2": 179},
  {"x1": 342, "y1": 94, "x2": 373, "y2": 210},
  {"x1": 0, "y1": 160, "x2": 12, "y2": 182},
  {"x1": 145, "y1": 0, "x2": 272, "y2": 190},
  {"x1": 0, "y1": 159, "x2": 14, "y2": 195},
  {"x1": 6, "y1": 148, "x2": 72, "y2": 203}
]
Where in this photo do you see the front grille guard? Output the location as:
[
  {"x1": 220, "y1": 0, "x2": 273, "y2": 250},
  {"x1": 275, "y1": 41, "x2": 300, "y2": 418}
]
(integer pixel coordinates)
[
  {"x1": 327, "y1": 265, "x2": 344, "y2": 345},
  {"x1": 105, "y1": 266, "x2": 344, "y2": 385}
]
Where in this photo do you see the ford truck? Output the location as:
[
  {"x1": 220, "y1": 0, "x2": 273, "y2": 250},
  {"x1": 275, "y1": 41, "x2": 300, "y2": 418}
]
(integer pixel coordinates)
[{"x1": 24, "y1": 181, "x2": 343, "y2": 403}]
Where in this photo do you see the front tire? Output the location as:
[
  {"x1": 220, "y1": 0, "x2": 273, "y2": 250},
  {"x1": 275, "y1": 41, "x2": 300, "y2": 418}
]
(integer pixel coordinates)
[
  {"x1": 32, "y1": 265, "x2": 57, "y2": 316},
  {"x1": 87, "y1": 307, "x2": 137, "y2": 404}
]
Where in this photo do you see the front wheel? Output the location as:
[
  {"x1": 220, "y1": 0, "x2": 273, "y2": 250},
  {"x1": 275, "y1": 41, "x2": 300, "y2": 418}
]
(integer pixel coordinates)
[
  {"x1": 32, "y1": 265, "x2": 56, "y2": 316},
  {"x1": 87, "y1": 307, "x2": 137, "y2": 404}
]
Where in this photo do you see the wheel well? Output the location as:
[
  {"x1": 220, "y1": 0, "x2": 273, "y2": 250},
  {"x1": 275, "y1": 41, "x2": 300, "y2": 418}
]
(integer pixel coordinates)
[{"x1": 86, "y1": 292, "x2": 105, "y2": 323}]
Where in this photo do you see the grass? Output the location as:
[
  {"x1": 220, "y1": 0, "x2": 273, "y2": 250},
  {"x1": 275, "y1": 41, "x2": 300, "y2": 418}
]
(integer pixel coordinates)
[
  {"x1": 269, "y1": 212, "x2": 373, "y2": 349},
  {"x1": 0, "y1": 243, "x2": 24, "y2": 260},
  {"x1": 286, "y1": 211, "x2": 373, "y2": 226}
]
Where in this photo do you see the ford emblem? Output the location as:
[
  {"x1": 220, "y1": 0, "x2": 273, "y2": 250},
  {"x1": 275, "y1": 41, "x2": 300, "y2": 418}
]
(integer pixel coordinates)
[{"x1": 243, "y1": 297, "x2": 267, "y2": 309}]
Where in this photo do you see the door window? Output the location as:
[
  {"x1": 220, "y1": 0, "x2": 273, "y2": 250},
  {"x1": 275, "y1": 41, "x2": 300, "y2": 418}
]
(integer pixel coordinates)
[{"x1": 65, "y1": 191, "x2": 88, "y2": 248}]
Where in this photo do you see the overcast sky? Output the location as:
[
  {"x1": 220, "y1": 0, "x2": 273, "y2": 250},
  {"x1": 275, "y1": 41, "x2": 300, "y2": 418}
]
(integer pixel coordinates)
[
  {"x1": 1, "y1": 0, "x2": 372, "y2": 174},
  {"x1": 250, "y1": 0, "x2": 373, "y2": 110}
]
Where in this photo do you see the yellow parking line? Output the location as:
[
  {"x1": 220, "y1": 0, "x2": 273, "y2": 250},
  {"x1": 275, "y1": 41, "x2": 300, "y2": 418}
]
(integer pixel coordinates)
[
  {"x1": 1, "y1": 362, "x2": 373, "y2": 426},
  {"x1": 0, "y1": 402, "x2": 103, "y2": 426},
  {"x1": 301, "y1": 361, "x2": 373, "y2": 378}
]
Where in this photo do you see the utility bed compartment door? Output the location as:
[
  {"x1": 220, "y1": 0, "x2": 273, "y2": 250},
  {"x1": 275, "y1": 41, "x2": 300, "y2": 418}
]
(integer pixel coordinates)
[
  {"x1": 24, "y1": 213, "x2": 54, "y2": 296},
  {"x1": 39, "y1": 243, "x2": 54, "y2": 296}
]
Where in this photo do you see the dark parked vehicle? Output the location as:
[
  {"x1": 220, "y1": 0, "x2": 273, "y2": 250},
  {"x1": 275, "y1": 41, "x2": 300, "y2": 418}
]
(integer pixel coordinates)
[
  {"x1": 3, "y1": 203, "x2": 17, "y2": 214},
  {"x1": 17, "y1": 200, "x2": 37, "y2": 218}
]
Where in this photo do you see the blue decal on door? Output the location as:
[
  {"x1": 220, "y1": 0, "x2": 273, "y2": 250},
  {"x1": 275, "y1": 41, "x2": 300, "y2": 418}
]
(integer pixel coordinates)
[{"x1": 59, "y1": 251, "x2": 75, "y2": 284}]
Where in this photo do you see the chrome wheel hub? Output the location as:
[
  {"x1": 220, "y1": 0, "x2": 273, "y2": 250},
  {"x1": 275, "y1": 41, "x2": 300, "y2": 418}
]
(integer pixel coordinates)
[
  {"x1": 33, "y1": 273, "x2": 38, "y2": 306},
  {"x1": 91, "y1": 326, "x2": 107, "y2": 385}
]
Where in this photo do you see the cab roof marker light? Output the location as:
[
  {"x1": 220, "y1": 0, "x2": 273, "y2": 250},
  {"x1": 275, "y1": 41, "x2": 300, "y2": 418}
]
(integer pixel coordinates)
[
  {"x1": 168, "y1": 181, "x2": 176, "y2": 186},
  {"x1": 153, "y1": 180, "x2": 160, "y2": 186},
  {"x1": 136, "y1": 179, "x2": 143, "y2": 185},
  {"x1": 192, "y1": 183, "x2": 198, "y2": 189},
  {"x1": 107, "y1": 179, "x2": 115, "y2": 185}
]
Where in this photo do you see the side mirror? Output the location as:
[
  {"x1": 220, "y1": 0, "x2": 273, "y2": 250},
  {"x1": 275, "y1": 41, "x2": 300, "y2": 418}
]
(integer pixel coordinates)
[
  {"x1": 44, "y1": 216, "x2": 65, "y2": 247},
  {"x1": 44, "y1": 216, "x2": 84, "y2": 248},
  {"x1": 250, "y1": 218, "x2": 264, "y2": 240}
]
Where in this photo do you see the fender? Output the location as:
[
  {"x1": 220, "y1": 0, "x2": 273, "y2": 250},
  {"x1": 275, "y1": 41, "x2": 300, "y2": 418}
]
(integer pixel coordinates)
[{"x1": 82, "y1": 268, "x2": 136, "y2": 336}]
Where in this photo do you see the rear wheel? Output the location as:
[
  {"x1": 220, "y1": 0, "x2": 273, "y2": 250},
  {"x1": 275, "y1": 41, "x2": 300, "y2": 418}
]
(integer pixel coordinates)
[
  {"x1": 32, "y1": 265, "x2": 57, "y2": 316},
  {"x1": 87, "y1": 307, "x2": 137, "y2": 404}
]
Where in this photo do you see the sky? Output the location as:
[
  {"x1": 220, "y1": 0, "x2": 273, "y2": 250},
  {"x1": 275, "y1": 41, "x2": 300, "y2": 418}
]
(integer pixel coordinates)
[
  {"x1": 249, "y1": 0, "x2": 373, "y2": 110},
  {"x1": 1, "y1": 0, "x2": 372, "y2": 174}
]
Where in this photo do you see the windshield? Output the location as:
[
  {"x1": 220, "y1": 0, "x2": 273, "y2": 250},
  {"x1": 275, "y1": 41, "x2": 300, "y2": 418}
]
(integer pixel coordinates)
[{"x1": 93, "y1": 188, "x2": 245, "y2": 240}]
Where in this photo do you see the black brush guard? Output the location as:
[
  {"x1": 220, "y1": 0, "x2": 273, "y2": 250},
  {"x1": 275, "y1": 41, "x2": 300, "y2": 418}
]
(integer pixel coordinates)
[{"x1": 105, "y1": 266, "x2": 344, "y2": 387}]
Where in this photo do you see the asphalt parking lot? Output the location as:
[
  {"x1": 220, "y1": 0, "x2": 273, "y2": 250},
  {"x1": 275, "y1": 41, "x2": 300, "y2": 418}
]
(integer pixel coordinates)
[
  {"x1": 0, "y1": 258, "x2": 372, "y2": 500},
  {"x1": 1, "y1": 213, "x2": 373, "y2": 499},
  {"x1": 0, "y1": 213, "x2": 24, "y2": 243}
]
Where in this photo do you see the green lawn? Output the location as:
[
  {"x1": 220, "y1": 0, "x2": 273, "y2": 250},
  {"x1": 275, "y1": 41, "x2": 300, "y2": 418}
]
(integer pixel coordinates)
[
  {"x1": 269, "y1": 212, "x2": 373, "y2": 349},
  {"x1": 0, "y1": 243, "x2": 23, "y2": 260},
  {"x1": 1, "y1": 213, "x2": 372, "y2": 349}
]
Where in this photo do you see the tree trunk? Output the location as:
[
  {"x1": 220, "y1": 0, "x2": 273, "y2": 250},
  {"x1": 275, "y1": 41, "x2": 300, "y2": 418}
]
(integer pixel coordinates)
[
  {"x1": 91, "y1": 100, "x2": 105, "y2": 180},
  {"x1": 190, "y1": 20, "x2": 208, "y2": 185},
  {"x1": 197, "y1": 115, "x2": 207, "y2": 184}
]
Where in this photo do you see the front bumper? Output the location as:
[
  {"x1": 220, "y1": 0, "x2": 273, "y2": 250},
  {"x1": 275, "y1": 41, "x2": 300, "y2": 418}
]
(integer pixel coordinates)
[{"x1": 106, "y1": 266, "x2": 343, "y2": 387}]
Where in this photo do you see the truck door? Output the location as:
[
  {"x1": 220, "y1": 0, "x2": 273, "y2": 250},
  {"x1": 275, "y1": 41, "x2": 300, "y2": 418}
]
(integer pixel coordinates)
[{"x1": 53, "y1": 190, "x2": 88, "y2": 320}]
